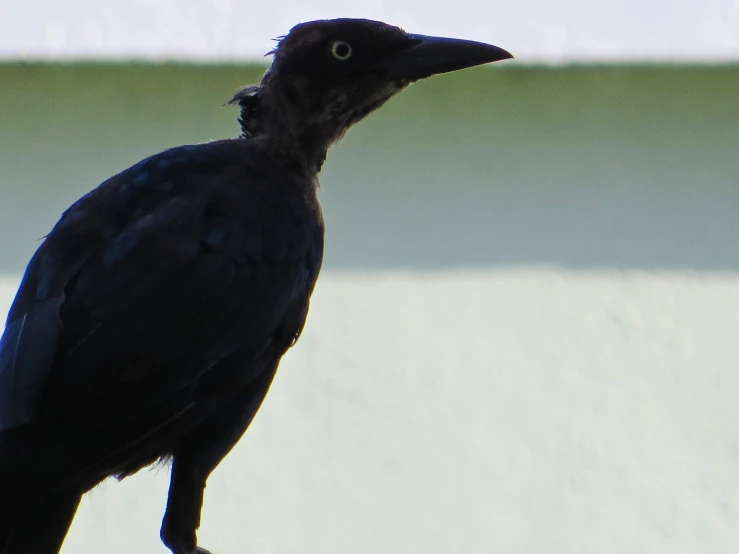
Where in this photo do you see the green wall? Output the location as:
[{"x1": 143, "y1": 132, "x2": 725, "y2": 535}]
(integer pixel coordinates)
[{"x1": 1, "y1": 64, "x2": 738, "y2": 273}]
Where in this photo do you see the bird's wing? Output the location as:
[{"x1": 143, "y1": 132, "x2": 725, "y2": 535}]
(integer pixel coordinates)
[{"x1": 0, "y1": 142, "x2": 323, "y2": 431}]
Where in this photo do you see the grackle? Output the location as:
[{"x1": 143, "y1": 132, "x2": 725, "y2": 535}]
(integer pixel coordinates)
[{"x1": 0, "y1": 18, "x2": 511, "y2": 554}]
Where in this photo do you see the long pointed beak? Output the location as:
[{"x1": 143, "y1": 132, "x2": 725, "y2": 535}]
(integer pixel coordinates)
[{"x1": 376, "y1": 34, "x2": 513, "y2": 81}]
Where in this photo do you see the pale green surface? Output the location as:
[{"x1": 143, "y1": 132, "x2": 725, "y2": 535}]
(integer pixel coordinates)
[
  {"x1": 1, "y1": 65, "x2": 739, "y2": 553},
  {"x1": 3, "y1": 269, "x2": 739, "y2": 554},
  {"x1": 1, "y1": 64, "x2": 738, "y2": 273}
]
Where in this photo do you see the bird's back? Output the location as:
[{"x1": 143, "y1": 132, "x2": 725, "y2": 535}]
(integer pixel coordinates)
[{"x1": 0, "y1": 137, "x2": 324, "y2": 516}]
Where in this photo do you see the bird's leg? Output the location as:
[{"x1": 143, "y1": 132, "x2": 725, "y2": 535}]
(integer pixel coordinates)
[
  {"x1": 160, "y1": 455, "x2": 211, "y2": 554},
  {"x1": 160, "y1": 363, "x2": 278, "y2": 554}
]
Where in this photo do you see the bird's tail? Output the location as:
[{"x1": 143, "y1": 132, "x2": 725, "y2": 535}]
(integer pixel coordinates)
[{"x1": 0, "y1": 492, "x2": 81, "y2": 554}]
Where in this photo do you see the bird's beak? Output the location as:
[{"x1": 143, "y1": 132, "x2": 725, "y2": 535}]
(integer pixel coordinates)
[{"x1": 375, "y1": 34, "x2": 513, "y2": 81}]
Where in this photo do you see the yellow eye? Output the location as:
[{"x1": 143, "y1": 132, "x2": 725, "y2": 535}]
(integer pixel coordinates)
[{"x1": 330, "y1": 40, "x2": 352, "y2": 61}]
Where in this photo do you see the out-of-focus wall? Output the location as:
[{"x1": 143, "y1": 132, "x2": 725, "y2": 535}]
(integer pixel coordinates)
[
  {"x1": 3, "y1": 0, "x2": 739, "y2": 63},
  {"x1": 1, "y1": 63, "x2": 738, "y2": 553},
  {"x1": 2, "y1": 65, "x2": 739, "y2": 273}
]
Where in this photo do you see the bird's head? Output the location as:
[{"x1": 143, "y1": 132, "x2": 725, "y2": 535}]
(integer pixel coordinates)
[{"x1": 232, "y1": 19, "x2": 512, "y2": 170}]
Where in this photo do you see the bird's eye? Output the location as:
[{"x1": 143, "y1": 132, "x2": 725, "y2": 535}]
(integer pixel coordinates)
[{"x1": 330, "y1": 40, "x2": 352, "y2": 61}]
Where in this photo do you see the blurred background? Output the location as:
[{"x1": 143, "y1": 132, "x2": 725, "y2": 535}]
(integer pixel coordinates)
[{"x1": 2, "y1": 1, "x2": 739, "y2": 553}]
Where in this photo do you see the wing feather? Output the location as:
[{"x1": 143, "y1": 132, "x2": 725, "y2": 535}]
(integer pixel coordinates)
[{"x1": 0, "y1": 141, "x2": 323, "y2": 434}]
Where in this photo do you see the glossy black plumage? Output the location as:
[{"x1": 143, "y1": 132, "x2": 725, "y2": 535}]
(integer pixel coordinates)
[{"x1": 0, "y1": 18, "x2": 510, "y2": 554}]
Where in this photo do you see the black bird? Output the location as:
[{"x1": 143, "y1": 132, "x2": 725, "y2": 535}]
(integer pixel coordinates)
[{"x1": 0, "y1": 18, "x2": 511, "y2": 554}]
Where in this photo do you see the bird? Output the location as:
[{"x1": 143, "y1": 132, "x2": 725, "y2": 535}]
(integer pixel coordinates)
[{"x1": 0, "y1": 18, "x2": 512, "y2": 554}]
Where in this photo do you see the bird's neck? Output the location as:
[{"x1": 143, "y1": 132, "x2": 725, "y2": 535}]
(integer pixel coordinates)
[{"x1": 231, "y1": 87, "x2": 333, "y2": 176}]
